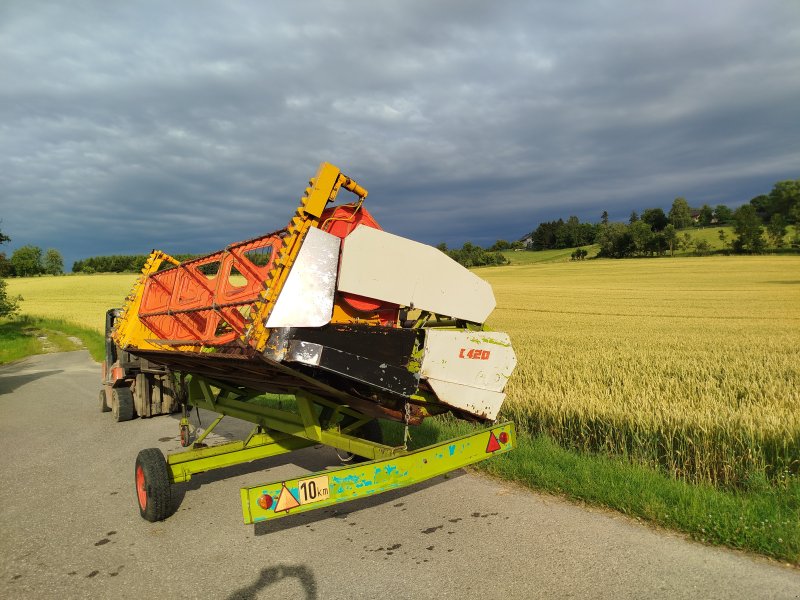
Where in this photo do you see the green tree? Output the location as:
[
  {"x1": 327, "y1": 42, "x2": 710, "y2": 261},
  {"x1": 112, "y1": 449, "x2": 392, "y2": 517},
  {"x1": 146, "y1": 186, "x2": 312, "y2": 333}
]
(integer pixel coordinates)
[
  {"x1": 732, "y1": 205, "x2": 765, "y2": 253},
  {"x1": 10, "y1": 245, "x2": 43, "y2": 277},
  {"x1": 767, "y1": 180, "x2": 800, "y2": 221},
  {"x1": 792, "y1": 204, "x2": 800, "y2": 247},
  {"x1": 714, "y1": 204, "x2": 733, "y2": 223},
  {"x1": 766, "y1": 214, "x2": 787, "y2": 248},
  {"x1": 693, "y1": 239, "x2": 712, "y2": 256},
  {"x1": 600, "y1": 211, "x2": 609, "y2": 226},
  {"x1": 698, "y1": 204, "x2": 714, "y2": 227},
  {"x1": 749, "y1": 194, "x2": 770, "y2": 220},
  {"x1": 679, "y1": 232, "x2": 694, "y2": 252},
  {"x1": 0, "y1": 252, "x2": 11, "y2": 277},
  {"x1": 669, "y1": 197, "x2": 693, "y2": 229},
  {"x1": 663, "y1": 224, "x2": 677, "y2": 256},
  {"x1": 44, "y1": 248, "x2": 64, "y2": 275},
  {"x1": 488, "y1": 240, "x2": 510, "y2": 251},
  {"x1": 641, "y1": 208, "x2": 668, "y2": 232},
  {"x1": 629, "y1": 220, "x2": 652, "y2": 256},
  {"x1": 597, "y1": 223, "x2": 634, "y2": 258},
  {"x1": 718, "y1": 229, "x2": 730, "y2": 253},
  {"x1": 0, "y1": 228, "x2": 20, "y2": 317},
  {"x1": 629, "y1": 210, "x2": 639, "y2": 224}
]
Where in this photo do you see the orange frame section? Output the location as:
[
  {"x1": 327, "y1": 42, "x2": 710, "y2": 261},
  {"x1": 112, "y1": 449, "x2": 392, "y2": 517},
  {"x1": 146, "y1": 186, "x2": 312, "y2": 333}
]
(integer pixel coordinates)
[{"x1": 138, "y1": 234, "x2": 282, "y2": 346}]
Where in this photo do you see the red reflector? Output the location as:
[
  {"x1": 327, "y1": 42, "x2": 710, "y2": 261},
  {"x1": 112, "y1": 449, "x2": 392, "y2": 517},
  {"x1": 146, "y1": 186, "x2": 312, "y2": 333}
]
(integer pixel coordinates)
[
  {"x1": 498, "y1": 431, "x2": 509, "y2": 445},
  {"x1": 257, "y1": 494, "x2": 273, "y2": 510},
  {"x1": 485, "y1": 431, "x2": 501, "y2": 453}
]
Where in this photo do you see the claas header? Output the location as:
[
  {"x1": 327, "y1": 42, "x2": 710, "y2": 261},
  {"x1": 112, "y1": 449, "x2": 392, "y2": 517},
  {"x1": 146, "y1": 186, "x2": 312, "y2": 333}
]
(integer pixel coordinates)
[
  {"x1": 113, "y1": 162, "x2": 518, "y2": 523},
  {"x1": 114, "y1": 162, "x2": 516, "y2": 424}
]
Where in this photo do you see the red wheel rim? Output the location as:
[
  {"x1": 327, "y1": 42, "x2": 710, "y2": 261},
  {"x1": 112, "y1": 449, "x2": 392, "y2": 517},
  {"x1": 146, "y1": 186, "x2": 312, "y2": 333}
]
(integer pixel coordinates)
[{"x1": 136, "y1": 464, "x2": 147, "y2": 510}]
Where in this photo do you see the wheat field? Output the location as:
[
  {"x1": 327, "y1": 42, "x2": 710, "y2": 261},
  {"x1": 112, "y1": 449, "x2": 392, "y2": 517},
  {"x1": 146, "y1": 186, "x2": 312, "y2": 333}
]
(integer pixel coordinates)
[
  {"x1": 480, "y1": 255, "x2": 800, "y2": 485},
  {"x1": 7, "y1": 255, "x2": 800, "y2": 485}
]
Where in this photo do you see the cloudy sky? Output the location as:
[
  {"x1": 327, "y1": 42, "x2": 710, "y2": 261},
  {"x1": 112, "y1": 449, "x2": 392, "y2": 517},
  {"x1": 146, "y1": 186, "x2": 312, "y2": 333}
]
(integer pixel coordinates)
[{"x1": 1, "y1": 1, "x2": 798, "y2": 269}]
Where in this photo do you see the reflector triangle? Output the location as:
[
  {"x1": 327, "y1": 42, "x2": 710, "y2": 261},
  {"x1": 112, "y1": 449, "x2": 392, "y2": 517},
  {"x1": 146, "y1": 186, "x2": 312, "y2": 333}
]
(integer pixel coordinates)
[
  {"x1": 274, "y1": 483, "x2": 301, "y2": 512},
  {"x1": 485, "y1": 431, "x2": 501, "y2": 453}
]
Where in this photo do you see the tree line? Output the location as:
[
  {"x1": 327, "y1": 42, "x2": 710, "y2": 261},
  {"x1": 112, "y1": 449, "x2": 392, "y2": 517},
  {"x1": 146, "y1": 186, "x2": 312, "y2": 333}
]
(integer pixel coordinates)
[
  {"x1": 0, "y1": 242, "x2": 64, "y2": 277},
  {"x1": 73, "y1": 253, "x2": 219, "y2": 274},
  {"x1": 521, "y1": 179, "x2": 799, "y2": 258},
  {"x1": 435, "y1": 242, "x2": 509, "y2": 267}
]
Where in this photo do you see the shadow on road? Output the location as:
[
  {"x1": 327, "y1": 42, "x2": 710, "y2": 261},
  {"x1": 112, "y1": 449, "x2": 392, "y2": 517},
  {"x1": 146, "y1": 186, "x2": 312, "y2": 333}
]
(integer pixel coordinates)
[
  {"x1": 227, "y1": 564, "x2": 317, "y2": 600},
  {"x1": 0, "y1": 370, "x2": 64, "y2": 395}
]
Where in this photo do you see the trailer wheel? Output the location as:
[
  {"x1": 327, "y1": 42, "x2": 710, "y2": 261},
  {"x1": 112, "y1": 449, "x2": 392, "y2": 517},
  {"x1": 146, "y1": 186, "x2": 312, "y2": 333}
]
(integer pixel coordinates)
[
  {"x1": 99, "y1": 389, "x2": 111, "y2": 413},
  {"x1": 112, "y1": 387, "x2": 135, "y2": 422},
  {"x1": 135, "y1": 448, "x2": 171, "y2": 522},
  {"x1": 336, "y1": 420, "x2": 383, "y2": 464}
]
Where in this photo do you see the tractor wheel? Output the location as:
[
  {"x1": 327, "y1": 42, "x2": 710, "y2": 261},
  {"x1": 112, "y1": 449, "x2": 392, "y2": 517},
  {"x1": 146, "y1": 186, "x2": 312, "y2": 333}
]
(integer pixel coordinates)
[
  {"x1": 99, "y1": 389, "x2": 111, "y2": 413},
  {"x1": 112, "y1": 387, "x2": 135, "y2": 422},
  {"x1": 336, "y1": 420, "x2": 383, "y2": 464},
  {"x1": 135, "y1": 448, "x2": 171, "y2": 522}
]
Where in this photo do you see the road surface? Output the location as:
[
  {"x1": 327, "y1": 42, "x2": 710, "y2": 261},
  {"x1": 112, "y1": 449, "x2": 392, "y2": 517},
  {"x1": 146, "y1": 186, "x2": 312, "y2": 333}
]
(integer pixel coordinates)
[{"x1": 1, "y1": 350, "x2": 798, "y2": 599}]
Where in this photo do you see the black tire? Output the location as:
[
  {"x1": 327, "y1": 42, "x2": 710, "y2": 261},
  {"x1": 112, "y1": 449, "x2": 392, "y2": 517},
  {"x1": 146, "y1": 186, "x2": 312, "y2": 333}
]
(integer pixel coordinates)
[
  {"x1": 99, "y1": 389, "x2": 111, "y2": 413},
  {"x1": 336, "y1": 420, "x2": 383, "y2": 464},
  {"x1": 112, "y1": 387, "x2": 135, "y2": 422},
  {"x1": 135, "y1": 448, "x2": 172, "y2": 522}
]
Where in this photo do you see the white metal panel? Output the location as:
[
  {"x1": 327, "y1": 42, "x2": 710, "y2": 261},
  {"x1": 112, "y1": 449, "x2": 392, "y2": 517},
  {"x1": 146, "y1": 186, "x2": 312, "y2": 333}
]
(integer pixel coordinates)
[
  {"x1": 337, "y1": 226, "x2": 496, "y2": 323},
  {"x1": 266, "y1": 227, "x2": 340, "y2": 328},
  {"x1": 425, "y1": 378, "x2": 506, "y2": 421},
  {"x1": 420, "y1": 330, "x2": 516, "y2": 392}
]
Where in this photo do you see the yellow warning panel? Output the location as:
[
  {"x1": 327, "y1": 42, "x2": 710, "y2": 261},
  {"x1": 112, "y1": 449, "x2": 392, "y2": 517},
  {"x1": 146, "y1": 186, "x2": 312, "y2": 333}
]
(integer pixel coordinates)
[
  {"x1": 274, "y1": 483, "x2": 300, "y2": 512},
  {"x1": 297, "y1": 475, "x2": 330, "y2": 506}
]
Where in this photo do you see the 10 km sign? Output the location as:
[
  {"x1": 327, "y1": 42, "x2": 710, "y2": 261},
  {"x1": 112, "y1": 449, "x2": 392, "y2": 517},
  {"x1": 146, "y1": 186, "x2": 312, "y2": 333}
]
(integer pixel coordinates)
[{"x1": 459, "y1": 348, "x2": 491, "y2": 360}]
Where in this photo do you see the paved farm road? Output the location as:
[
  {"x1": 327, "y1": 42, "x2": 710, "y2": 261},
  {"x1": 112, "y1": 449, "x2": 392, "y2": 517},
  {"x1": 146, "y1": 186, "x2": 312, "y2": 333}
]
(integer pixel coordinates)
[{"x1": 1, "y1": 351, "x2": 798, "y2": 599}]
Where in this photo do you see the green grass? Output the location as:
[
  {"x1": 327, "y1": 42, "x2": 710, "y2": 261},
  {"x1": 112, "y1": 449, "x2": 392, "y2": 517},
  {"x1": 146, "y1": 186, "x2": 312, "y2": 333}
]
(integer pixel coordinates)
[
  {"x1": 675, "y1": 225, "x2": 798, "y2": 255},
  {"x1": 0, "y1": 316, "x2": 104, "y2": 364},
  {"x1": 499, "y1": 245, "x2": 600, "y2": 265},
  {"x1": 0, "y1": 319, "x2": 44, "y2": 363},
  {"x1": 384, "y1": 417, "x2": 800, "y2": 565}
]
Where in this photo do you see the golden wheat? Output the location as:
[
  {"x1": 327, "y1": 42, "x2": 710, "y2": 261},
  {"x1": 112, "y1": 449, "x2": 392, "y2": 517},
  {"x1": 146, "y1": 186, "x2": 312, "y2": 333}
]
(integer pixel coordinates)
[{"x1": 480, "y1": 255, "x2": 800, "y2": 485}]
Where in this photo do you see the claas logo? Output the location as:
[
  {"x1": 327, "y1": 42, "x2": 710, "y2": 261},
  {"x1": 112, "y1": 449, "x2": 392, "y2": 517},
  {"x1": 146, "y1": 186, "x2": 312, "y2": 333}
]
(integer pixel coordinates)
[{"x1": 458, "y1": 348, "x2": 491, "y2": 360}]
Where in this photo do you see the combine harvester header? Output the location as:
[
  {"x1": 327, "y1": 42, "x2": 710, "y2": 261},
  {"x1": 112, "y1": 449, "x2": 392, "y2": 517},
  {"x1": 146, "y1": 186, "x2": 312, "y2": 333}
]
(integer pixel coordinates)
[{"x1": 114, "y1": 162, "x2": 517, "y2": 524}]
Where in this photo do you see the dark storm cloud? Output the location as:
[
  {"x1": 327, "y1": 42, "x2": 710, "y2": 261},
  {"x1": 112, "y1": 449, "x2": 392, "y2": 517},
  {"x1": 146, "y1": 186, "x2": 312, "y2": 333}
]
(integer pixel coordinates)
[{"x1": 1, "y1": 0, "x2": 798, "y2": 266}]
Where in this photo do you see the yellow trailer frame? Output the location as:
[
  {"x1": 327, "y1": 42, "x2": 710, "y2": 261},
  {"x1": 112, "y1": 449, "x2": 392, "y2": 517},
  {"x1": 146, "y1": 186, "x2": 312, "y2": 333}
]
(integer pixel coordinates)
[{"x1": 133, "y1": 373, "x2": 515, "y2": 524}]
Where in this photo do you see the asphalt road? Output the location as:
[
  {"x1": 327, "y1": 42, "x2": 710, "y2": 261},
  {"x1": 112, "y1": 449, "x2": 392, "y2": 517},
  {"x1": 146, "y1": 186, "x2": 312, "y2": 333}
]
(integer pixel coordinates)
[{"x1": 1, "y1": 350, "x2": 798, "y2": 599}]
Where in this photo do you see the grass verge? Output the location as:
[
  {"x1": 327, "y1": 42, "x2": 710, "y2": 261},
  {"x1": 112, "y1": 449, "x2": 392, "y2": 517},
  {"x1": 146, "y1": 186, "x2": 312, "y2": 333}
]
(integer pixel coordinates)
[
  {"x1": 0, "y1": 316, "x2": 104, "y2": 364},
  {"x1": 384, "y1": 417, "x2": 800, "y2": 565}
]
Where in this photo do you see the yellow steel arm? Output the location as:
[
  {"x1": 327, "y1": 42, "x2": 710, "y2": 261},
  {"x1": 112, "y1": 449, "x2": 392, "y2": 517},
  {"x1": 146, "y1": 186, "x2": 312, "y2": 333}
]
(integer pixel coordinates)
[{"x1": 242, "y1": 162, "x2": 367, "y2": 352}]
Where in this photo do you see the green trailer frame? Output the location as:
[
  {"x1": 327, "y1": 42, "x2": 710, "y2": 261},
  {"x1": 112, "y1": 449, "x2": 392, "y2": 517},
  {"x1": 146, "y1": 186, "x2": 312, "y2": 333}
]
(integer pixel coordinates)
[{"x1": 133, "y1": 373, "x2": 516, "y2": 524}]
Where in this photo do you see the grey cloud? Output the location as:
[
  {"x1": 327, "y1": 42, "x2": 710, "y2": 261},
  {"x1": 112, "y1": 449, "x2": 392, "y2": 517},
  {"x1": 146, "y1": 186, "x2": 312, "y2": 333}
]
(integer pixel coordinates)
[{"x1": 1, "y1": 0, "x2": 798, "y2": 267}]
